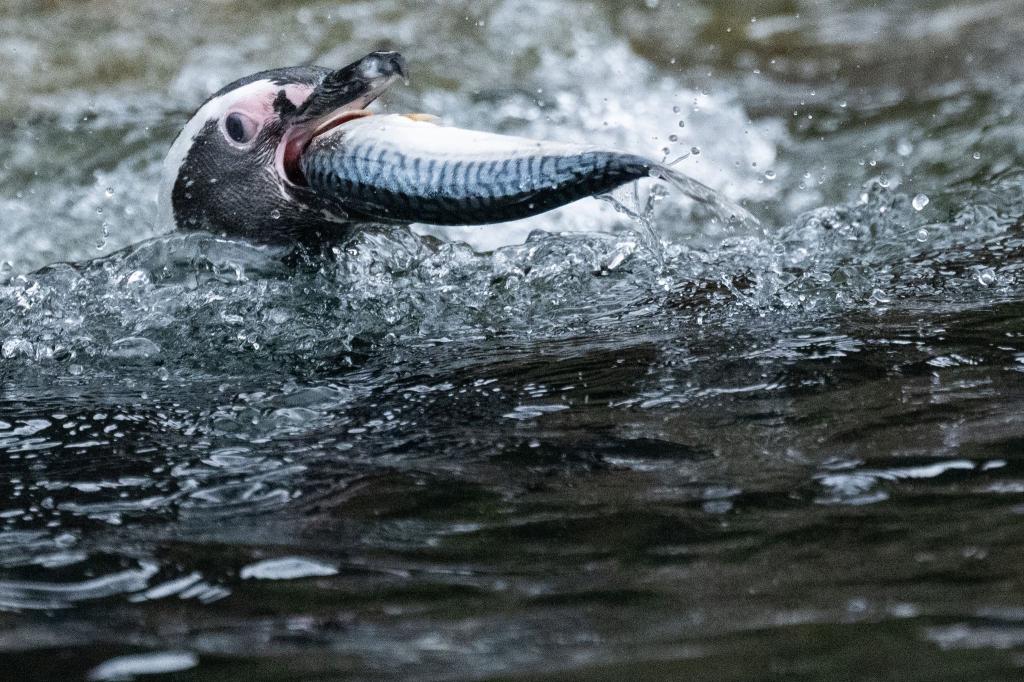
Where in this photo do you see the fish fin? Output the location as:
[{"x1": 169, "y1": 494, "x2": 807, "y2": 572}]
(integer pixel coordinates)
[
  {"x1": 402, "y1": 113, "x2": 442, "y2": 124},
  {"x1": 650, "y1": 163, "x2": 761, "y2": 228}
]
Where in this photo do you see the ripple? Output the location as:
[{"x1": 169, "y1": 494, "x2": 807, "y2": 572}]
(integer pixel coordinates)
[
  {"x1": 0, "y1": 560, "x2": 158, "y2": 611},
  {"x1": 815, "y1": 459, "x2": 983, "y2": 505},
  {"x1": 239, "y1": 557, "x2": 339, "y2": 581},
  {"x1": 87, "y1": 651, "x2": 198, "y2": 681}
]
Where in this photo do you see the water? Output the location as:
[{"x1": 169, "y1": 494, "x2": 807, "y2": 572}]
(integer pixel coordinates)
[{"x1": 2, "y1": 1, "x2": 1024, "y2": 679}]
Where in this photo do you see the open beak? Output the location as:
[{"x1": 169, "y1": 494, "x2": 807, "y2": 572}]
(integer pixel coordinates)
[{"x1": 279, "y1": 51, "x2": 407, "y2": 185}]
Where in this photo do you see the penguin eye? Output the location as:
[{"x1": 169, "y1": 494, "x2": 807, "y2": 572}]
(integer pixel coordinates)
[{"x1": 224, "y1": 112, "x2": 258, "y2": 144}]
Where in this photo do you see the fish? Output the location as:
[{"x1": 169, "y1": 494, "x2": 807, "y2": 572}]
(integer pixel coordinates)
[{"x1": 299, "y1": 113, "x2": 756, "y2": 227}]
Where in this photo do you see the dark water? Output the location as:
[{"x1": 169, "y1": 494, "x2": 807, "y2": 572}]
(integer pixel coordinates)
[{"x1": 2, "y1": 1, "x2": 1024, "y2": 679}]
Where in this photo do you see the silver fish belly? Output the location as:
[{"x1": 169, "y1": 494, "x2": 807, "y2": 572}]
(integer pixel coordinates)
[{"x1": 299, "y1": 114, "x2": 752, "y2": 226}]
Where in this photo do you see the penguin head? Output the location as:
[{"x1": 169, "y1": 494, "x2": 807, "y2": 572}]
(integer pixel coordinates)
[{"x1": 160, "y1": 51, "x2": 407, "y2": 242}]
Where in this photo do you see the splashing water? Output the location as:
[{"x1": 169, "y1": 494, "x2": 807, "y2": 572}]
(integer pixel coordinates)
[{"x1": 1, "y1": 1, "x2": 1024, "y2": 680}]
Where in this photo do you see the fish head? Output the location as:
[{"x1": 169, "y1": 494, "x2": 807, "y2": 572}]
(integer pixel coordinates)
[{"x1": 160, "y1": 51, "x2": 406, "y2": 242}]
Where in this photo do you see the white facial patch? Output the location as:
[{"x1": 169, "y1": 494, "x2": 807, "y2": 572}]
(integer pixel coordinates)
[{"x1": 158, "y1": 80, "x2": 314, "y2": 229}]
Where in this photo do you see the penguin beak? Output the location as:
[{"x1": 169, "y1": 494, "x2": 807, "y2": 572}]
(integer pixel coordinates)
[
  {"x1": 279, "y1": 51, "x2": 408, "y2": 186},
  {"x1": 298, "y1": 51, "x2": 407, "y2": 120}
]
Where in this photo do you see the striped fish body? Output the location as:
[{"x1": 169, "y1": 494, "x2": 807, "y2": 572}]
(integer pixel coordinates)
[{"x1": 299, "y1": 115, "x2": 654, "y2": 225}]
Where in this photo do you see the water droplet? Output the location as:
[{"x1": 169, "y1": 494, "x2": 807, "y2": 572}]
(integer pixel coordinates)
[
  {"x1": 2, "y1": 338, "x2": 33, "y2": 359},
  {"x1": 270, "y1": 209, "x2": 282, "y2": 220},
  {"x1": 95, "y1": 222, "x2": 109, "y2": 250},
  {"x1": 868, "y1": 288, "x2": 891, "y2": 305},
  {"x1": 912, "y1": 193, "x2": 929, "y2": 211},
  {"x1": 764, "y1": 170, "x2": 776, "y2": 180}
]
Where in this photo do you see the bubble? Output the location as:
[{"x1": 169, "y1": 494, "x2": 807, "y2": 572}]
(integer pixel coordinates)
[
  {"x1": 976, "y1": 268, "x2": 996, "y2": 286},
  {"x1": 915, "y1": 228, "x2": 929, "y2": 242},
  {"x1": 972, "y1": 151, "x2": 981, "y2": 160},
  {"x1": 764, "y1": 170, "x2": 776, "y2": 180},
  {"x1": 270, "y1": 209, "x2": 282, "y2": 220},
  {"x1": 668, "y1": 134, "x2": 679, "y2": 142},
  {"x1": 690, "y1": 146, "x2": 701, "y2": 155},
  {"x1": 672, "y1": 105, "x2": 681, "y2": 114},
  {"x1": 104, "y1": 187, "x2": 114, "y2": 198},
  {"x1": 678, "y1": 120, "x2": 685, "y2": 128},
  {"x1": 912, "y1": 193, "x2": 929, "y2": 211}
]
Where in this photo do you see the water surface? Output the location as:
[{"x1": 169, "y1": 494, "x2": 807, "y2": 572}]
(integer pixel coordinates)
[{"x1": 2, "y1": 1, "x2": 1024, "y2": 679}]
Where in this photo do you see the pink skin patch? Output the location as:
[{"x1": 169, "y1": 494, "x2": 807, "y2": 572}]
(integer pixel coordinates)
[
  {"x1": 221, "y1": 83, "x2": 315, "y2": 149},
  {"x1": 204, "y1": 81, "x2": 382, "y2": 188},
  {"x1": 221, "y1": 81, "x2": 375, "y2": 187}
]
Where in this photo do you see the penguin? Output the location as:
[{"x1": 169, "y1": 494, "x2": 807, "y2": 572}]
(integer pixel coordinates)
[
  {"x1": 160, "y1": 50, "x2": 753, "y2": 242},
  {"x1": 160, "y1": 51, "x2": 407, "y2": 243}
]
